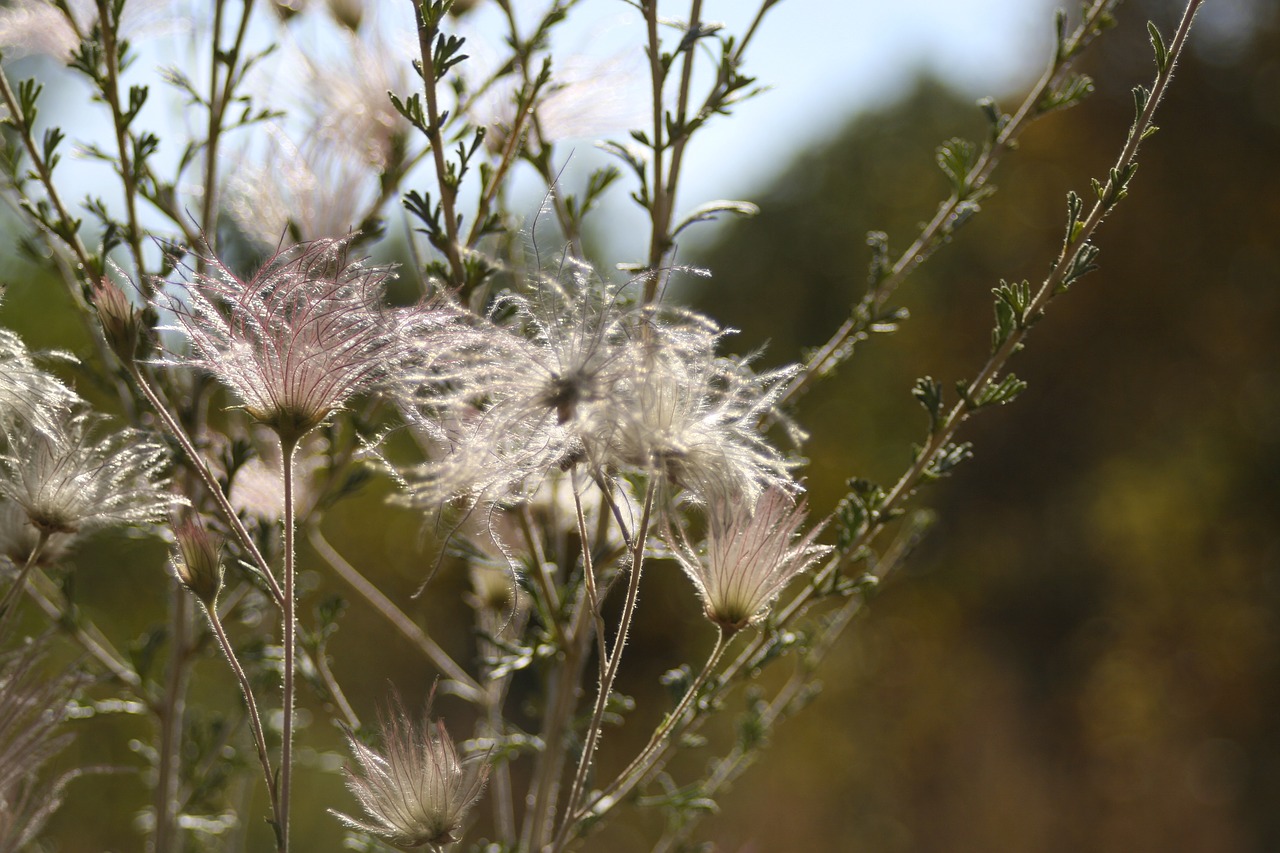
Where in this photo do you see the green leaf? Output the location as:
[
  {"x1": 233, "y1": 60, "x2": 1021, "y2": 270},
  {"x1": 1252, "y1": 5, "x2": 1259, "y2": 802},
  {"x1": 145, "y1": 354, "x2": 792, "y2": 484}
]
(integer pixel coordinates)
[
  {"x1": 1038, "y1": 73, "x2": 1094, "y2": 114},
  {"x1": 866, "y1": 231, "x2": 891, "y2": 289},
  {"x1": 922, "y1": 441, "x2": 974, "y2": 481},
  {"x1": 1148, "y1": 20, "x2": 1170, "y2": 74},
  {"x1": 1065, "y1": 190, "x2": 1085, "y2": 245},
  {"x1": 971, "y1": 373, "x2": 1028, "y2": 408},
  {"x1": 912, "y1": 376, "x2": 944, "y2": 434},
  {"x1": 991, "y1": 279, "x2": 1032, "y2": 353},
  {"x1": 936, "y1": 137, "x2": 978, "y2": 196},
  {"x1": 1062, "y1": 242, "x2": 1101, "y2": 288}
]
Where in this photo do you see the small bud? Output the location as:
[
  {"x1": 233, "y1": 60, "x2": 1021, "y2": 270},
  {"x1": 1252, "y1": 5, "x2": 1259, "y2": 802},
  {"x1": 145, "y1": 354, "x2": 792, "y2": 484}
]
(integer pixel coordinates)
[
  {"x1": 91, "y1": 277, "x2": 144, "y2": 362},
  {"x1": 172, "y1": 516, "x2": 223, "y2": 606}
]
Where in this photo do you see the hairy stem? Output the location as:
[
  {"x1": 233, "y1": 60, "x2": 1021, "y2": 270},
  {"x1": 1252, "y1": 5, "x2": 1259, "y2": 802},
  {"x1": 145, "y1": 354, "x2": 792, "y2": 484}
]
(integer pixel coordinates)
[
  {"x1": 411, "y1": 0, "x2": 466, "y2": 287},
  {"x1": 778, "y1": 0, "x2": 1123, "y2": 408},
  {"x1": 152, "y1": 584, "x2": 190, "y2": 853},
  {"x1": 730, "y1": 0, "x2": 1206, "y2": 727},
  {"x1": 558, "y1": 479, "x2": 657, "y2": 842},
  {"x1": 131, "y1": 366, "x2": 284, "y2": 607},
  {"x1": 0, "y1": 529, "x2": 45, "y2": 637},
  {"x1": 278, "y1": 435, "x2": 298, "y2": 853},
  {"x1": 199, "y1": 0, "x2": 255, "y2": 258},
  {"x1": 94, "y1": 0, "x2": 149, "y2": 287},
  {"x1": 22, "y1": 566, "x2": 142, "y2": 690},
  {"x1": 203, "y1": 603, "x2": 283, "y2": 847},
  {"x1": 561, "y1": 629, "x2": 727, "y2": 845}
]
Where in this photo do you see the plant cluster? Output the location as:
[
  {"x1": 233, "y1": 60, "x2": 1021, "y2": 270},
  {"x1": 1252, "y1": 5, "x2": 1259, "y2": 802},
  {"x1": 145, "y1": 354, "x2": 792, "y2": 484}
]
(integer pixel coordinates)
[{"x1": 0, "y1": 0, "x2": 1205, "y2": 851}]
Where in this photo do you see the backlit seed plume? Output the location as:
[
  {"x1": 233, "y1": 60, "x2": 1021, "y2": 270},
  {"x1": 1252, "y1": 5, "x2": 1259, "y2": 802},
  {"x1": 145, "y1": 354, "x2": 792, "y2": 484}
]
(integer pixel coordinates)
[
  {"x1": 225, "y1": 130, "x2": 378, "y2": 248},
  {"x1": 0, "y1": 499, "x2": 71, "y2": 569},
  {"x1": 333, "y1": 694, "x2": 488, "y2": 849},
  {"x1": 0, "y1": 634, "x2": 78, "y2": 850},
  {"x1": 676, "y1": 487, "x2": 831, "y2": 632},
  {"x1": 0, "y1": 0, "x2": 180, "y2": 62},
  {"x1": 0, "y1": 411, "x2": 181, "y2": 536},
  {"x1": 0, "y1": 326, "x2": 79, "y2": 436},
  {"x1": 599, "y1": 314, "x2": 801, "y2": 506},
  {"x1": 397, "y1": 260, "x2": 635, "y2": 507},
  {"x1": 158, "y1": 237, "x2": 442, "y2": 444}
]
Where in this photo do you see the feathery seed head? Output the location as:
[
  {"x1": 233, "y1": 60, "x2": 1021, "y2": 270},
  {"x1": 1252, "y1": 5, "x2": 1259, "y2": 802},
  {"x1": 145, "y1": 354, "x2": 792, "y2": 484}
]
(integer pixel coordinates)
[
  {"x1": 226, "y1": 131, "x2": 379, "y2": 248},
  {"x1": 158, "y1": 237, "x2": 433, "y2": 444},
  {"x1": 600, "y1": 318, "x2": 801, "y2": 506},
  {"x1": 0, "y1": 500, "x2": 71, "y2": 569},
  {"x1": 677, "y1": 487, "x2": 831, "y2": 633},
  {"x1": 91, "y1": 276, "x2": 148, "y2": 362},
  {"x1": 0, "y1": 327, "x2": 78, "y2": 438},
  {"x1": 0, "y1": 412, "x2": 181, "y2": 536},
  {"x1": 396, "y1": 260, "x2": 636, "y2": 508},
  {"x1": 333, "y1": 693, "x2": 489, "y2": 849}
]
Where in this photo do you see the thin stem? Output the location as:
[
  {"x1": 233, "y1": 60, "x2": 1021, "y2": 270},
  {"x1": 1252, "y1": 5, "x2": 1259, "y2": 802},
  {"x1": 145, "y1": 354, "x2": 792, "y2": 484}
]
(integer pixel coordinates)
[
  {"x1": 94, "y1": 0, "x2": 149, "y2": 287},
  {"x1": 306, "y1": 525, "x2": 484, "y2": 703},
  {"x1": 485, "y1": 695, "x2": 516, "y2": 843},
  {"x1": 777, "y1": 0, "x2": 1122, "y2": 408},
  {"x1": 559, "y1": 478, "x2": 657, "y2": 838},
  {"x1": 642, "y1": 0, "x2": 667, "y2": 303},
  {"x1": 518, "y1": 505, "x2": 567, "y2": 648},
  {"x1": 560, "y1": 629, "x2": 727, "y2": 846},
  {"x1": 411, "y1": 0, "x2": 466, "y2": 288},
  {"x1": 203, "y1": 603, "x2": 283, "y2": 846},
  {"x1": 521, "y1": 555, "x2": 600, "y2": 852},
  {"x1": 0, "y1": 66, "x2": 94, "y2": 273},
  {"x1": 0, "y1": 530, "x2": 45, "y2": 637},
  {"x1": 650, "y1": 0, "x2": 703, "y2": 272},
  {"x1": 308, "y1": 636, "x2": 361, "y2": 730},
  {"x1": 152, "y1": 584, "x2": 190, "y2": 853},
  {"x1": 573, "y1": 489, "x2": 609, "y2": 685},
  {"x1": 649, "y1": 518, "x2": 929, "y2": 849},
  {"x1": 278, "y1": 435, "x2": 298, "y2": 853},
  {"x1": 199, "y1": 0, "x2": 255, "y2": 257},
  {"x1": 724, "y1": 0, "x2": 1207, "y2": 719},
  {"x1": 130, "y1": 365, "x2": 284, "y2": 607},
  {"x1": 19, "y1": 567, "x2": 142, "y2": 690}
]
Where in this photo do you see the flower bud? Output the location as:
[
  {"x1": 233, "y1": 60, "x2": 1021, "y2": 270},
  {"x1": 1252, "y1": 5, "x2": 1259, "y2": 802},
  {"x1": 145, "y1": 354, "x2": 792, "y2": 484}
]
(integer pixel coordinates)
[
  {"x1": 91, "y1": 277, "x2": 145, "y2": 362},
  {"x1": 172, "y1": 517, "x2": 223, "y2": 607}
]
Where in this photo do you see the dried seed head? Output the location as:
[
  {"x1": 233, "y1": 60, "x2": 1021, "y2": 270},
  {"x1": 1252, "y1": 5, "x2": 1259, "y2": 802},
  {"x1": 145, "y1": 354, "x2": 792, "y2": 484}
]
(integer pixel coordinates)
[
  {"x1": 0, "y1": 631, "x2": 77, "y2": 850},
  {"x1": 157, "y1": 237, "x2": 438, "y2": 445},
  {"x1": 676, "y1": 487, "x2": 831, "y2": 633},
  {"x1": 0, "y1": 412, "x2": 182, "y2": 536},
  {"x1": 332, "y1": 692, "x2": 489, "y2": 849}
]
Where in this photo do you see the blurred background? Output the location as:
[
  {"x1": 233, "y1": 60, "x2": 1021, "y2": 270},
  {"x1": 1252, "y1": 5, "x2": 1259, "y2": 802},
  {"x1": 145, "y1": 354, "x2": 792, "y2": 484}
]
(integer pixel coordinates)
[
  {"x1": 2, "y1": 0, "x2": 1278, "y2": 850},
  {"x1": 680, "y1": 2, "x2": 1280, "y2": 851}
]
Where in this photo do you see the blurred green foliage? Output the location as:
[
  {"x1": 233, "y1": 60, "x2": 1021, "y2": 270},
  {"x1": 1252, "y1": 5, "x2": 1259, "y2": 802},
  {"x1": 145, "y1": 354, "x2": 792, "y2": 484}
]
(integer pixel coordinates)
[
  {"x1": 685, "y1": 5, "x2": 1280, "y2": 853},
  {"x1": 1, "y1": 3, "x2": 1274, "y2": 851}
]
